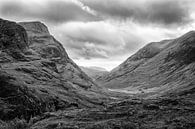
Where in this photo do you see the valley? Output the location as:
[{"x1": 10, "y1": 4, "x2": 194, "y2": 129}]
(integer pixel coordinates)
[{"x1": 0, "y1": 18, "x2": 194, "y2": 129}]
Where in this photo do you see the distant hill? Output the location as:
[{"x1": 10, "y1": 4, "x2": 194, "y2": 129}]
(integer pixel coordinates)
[{"x1": 80, "y1": 66, "x2": 108, "y2": 79}]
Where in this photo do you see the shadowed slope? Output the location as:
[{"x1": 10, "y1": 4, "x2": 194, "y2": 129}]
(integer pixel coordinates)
[{"x1": 0, "y1": 19, "x2": 108, "y2": 121}]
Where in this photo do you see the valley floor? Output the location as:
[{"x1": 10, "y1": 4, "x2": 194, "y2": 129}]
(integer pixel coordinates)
[{"x1": 1, "y1": 90, "x2": 194, "y2": 129}]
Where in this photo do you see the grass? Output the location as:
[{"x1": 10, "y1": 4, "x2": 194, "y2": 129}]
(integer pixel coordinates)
[{"x1": 0, "y1": 118, "x2": 28, "y2": 129}]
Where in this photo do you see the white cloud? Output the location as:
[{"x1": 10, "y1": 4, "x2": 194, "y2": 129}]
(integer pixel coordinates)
[{"x1": 53, "y1": 21, "x2": 127, "y2": 59}]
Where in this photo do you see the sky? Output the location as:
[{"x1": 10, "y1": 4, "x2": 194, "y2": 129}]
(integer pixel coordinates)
[{"x1": 0, "y1": 0, "x2": 195, "y2": 71}]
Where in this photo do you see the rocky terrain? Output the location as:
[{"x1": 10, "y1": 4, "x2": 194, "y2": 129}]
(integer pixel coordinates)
[
  {"x1": 0, "y1": 18, "x2": 194, "y2": 129},
  {"x1": 22, "y1": 93, "x2": 195, "y2": 129},
  {"x1": 0, "y1": 18, "x2": 109, "y2": 122},
  {"x1": 80, "y1": 66, "x2": 108, "y2": 80}
]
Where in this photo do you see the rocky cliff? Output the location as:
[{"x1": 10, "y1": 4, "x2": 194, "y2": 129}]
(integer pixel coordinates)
[{"x1": 0, "y1": 18, "x2": 108, "y2": 121}]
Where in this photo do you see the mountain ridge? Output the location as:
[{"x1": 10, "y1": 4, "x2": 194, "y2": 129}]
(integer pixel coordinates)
[{"x1": 96, "y1": 31, "x2": 195, "y2": 98}]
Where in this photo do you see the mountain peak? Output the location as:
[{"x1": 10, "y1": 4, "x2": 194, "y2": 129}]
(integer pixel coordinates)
[
  {"x1": 19, "y1": 21, "x2": 49, "y2": 34},
  {"x1": 0, "y1": 18, "x2": 28, "y2": 52}
]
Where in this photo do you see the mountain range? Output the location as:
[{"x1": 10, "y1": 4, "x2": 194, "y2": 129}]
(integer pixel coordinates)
[{"x1": 0, "y1": 18, "x2": 194, "y2": 129}]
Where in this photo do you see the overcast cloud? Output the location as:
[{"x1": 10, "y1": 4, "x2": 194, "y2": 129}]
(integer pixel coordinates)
[
  {"x1": 81, "y1": 0, "x2": 193, "y2": 27},
  {"x1": 0, "y1": 0, "x2": 100, "y2": 23},
  {"x1": 0, "y1": 0, "x2": 194, "y2": 70}
]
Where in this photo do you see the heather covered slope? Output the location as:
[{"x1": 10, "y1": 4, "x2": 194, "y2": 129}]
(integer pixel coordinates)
[
  {"x1": 0, "y1": 18, "x2": 108, "y2": 121},
  {"x1": 28, "y1": 92, "x2": 195, "y2": 129},
  {"x1": 97, "y1": 31, "x2": 195, "y2": 96}
]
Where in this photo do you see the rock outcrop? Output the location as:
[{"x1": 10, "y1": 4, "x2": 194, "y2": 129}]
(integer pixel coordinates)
[
  {"x1": 0, "y1": 19, "x2": 29, "y2": 62},
  {"x1": 0, "y1": 19, "x2": 28, "y2": 52},
  {"x1": 0, "y1": 19, "x2": 108, "y2": 121}
]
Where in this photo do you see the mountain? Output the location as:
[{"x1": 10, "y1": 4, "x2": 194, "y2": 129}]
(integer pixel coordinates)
[
  {"x1": 0, "y1": 18, "x2": 194, "y2": 129},
  {"x1": 80, "y1": 66, "x2": 108, "y2": 79},
  {"x1": 88, "y1": 66, "x2": 108, "y2": 71},
  {"x1": 0, "y1": 18, "x2": 108, "y2": 121},
  {"x1": 97, "y1": 31, "x2": 195, "y2": 97}
]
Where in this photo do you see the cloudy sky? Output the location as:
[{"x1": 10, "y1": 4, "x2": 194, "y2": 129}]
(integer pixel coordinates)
[{"x1": 0, "y1": 0, "x2": 195, "y2": 70}]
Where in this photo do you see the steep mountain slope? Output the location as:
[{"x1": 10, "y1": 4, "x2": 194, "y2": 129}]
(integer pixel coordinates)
[
  {"x1": 80, "y1": 66, "x2": 108, "y2": 79},
  {"x1": 97, "y1": 31, "x2": 195, "y2": 96},
  {"x1": 19, "y1": 21, "x2": 97, "y2": 89},
  {"x1": 0, "y1": 18, "x2": 108, "y2": 121}
]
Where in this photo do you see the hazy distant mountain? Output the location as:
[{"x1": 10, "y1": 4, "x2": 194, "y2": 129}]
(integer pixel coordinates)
[
  {"x1": 97, "y1": 31, "x2": 195, "y2": 96},
  {"x1": 88, "y1": 66, "x2": 108, "y2": 71},
  {"x1": 80, "y1": 66, "x2": 108, "y2": 79}
]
